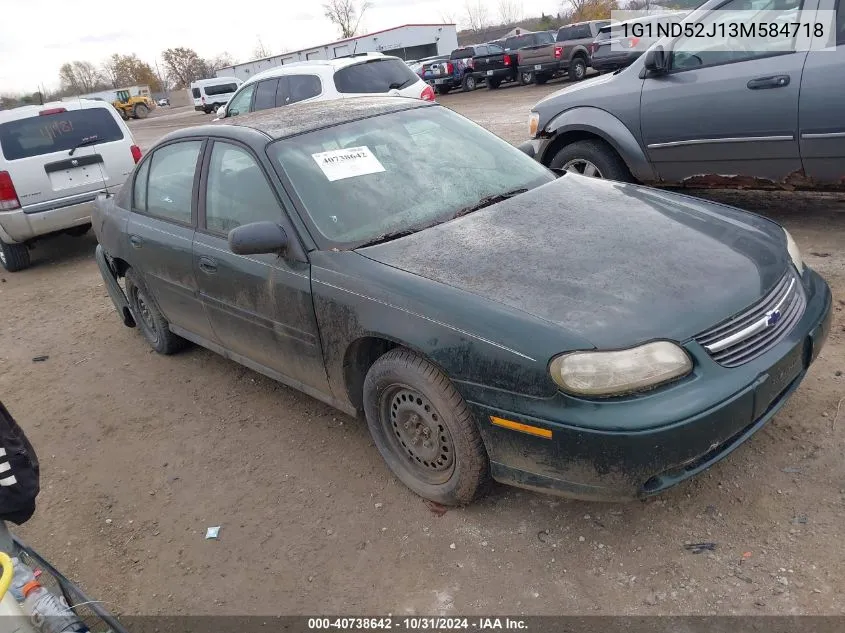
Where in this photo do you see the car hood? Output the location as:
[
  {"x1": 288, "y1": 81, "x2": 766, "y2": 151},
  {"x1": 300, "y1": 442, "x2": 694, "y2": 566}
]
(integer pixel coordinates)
[
  {"x1": 357, "y1": 175, "x2": 789, "y2": 349},
  {"x1": 535, "y1": 73, "x2": 617, "y2": 106}
]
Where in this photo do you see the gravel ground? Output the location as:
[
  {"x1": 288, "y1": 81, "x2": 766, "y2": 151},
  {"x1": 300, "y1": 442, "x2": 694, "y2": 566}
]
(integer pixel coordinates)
[{"x1": 2, "y1": 80, "x2": 843, "y2": 616}]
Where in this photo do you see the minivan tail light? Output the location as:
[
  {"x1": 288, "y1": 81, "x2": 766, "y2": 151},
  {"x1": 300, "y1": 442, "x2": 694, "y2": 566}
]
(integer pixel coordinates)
[
  {"x1": 39, "y1": 107, "x2": 66, "y2": 116},
  {"x1": 130, "y1": 145, "x2": 142, "y2": 163},
  {"x1": 0, "y1": 171, "x2": 21, "y2": 212},
  {"x1": 504, "y1": 54, "x2": 511, "y2": 66},
  {"x1": 420, "y1": 84, "x2": 435, "y2": 102},
  {"x1": 554, "y1": 46, "x2": 563, "y2": 59}
]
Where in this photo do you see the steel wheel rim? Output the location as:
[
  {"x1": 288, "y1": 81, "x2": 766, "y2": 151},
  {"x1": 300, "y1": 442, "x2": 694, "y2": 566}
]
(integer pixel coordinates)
[
  {"x1": 562, "y1": 159, "x2": 603, "y2": 178},
  {"x1": 379, "y1": 385, "x2": 455, "y2": 485},
  {"x1": 575, "y1": 63, "x2": 586, "y2": 79},
  {"x1": 132, "y1": 288, "x2": 160, "y2": 344},
  {"x1": 467, "y1": 77, "x2": 475, "y2": 89},
  {"x1": 522, "y1": 72, "x2": 532, "y2": 83},
  {"x1": 0, "y1": 248, "x2": 6, "y2": 266}
]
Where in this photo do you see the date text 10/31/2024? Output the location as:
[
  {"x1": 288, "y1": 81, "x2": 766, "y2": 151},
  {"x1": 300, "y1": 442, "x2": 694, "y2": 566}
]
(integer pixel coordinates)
[{"x1": 307, "y1": 617, "x2": 529, "y2": 630}]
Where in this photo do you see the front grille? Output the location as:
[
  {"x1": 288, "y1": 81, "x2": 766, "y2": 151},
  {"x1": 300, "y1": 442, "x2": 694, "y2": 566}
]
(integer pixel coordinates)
[{"x1": 695, "y1": 270, "x2": 805, "y2": 368}]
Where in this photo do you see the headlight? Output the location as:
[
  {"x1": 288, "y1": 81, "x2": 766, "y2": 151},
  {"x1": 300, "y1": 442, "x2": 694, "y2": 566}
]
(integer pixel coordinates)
[
  {"x1": 529, "y1": 111, "x2": 539, "y2": 137},
  {"x1": 783, "y1": 228, "x2": 803, "y2": 274},
  {"x1": 549, "y1": 341, "x2": 693, "y2": 397}
]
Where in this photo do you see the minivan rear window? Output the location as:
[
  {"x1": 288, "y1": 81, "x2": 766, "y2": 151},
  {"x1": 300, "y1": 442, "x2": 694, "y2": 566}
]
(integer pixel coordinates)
[
  {"x1": 334, "y1": 59, "x2": 418, "y2": 93},
  {"x1": 204, "y1": 83, "x2": 239, "y2": 96},
  {"x1": 0, "y1": 108, "x2": 124, "y2": 161}
]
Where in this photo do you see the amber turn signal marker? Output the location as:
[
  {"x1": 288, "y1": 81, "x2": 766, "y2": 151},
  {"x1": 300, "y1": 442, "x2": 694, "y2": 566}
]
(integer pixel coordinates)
[{"x1": 490, "y1": 416, "x2": 552, "y2": 439}]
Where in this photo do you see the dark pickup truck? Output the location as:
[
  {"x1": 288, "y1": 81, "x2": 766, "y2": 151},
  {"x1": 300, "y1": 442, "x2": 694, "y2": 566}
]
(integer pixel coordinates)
[
  {"x1": 517, "y1": 20, "x2": 611, "y2": 84},
  {"x1": 431, "y1": 44, "x2": 515, "y2": 93}
]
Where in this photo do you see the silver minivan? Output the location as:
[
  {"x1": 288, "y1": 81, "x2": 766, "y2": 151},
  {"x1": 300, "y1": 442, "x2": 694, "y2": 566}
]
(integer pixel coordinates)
[{"x1": 0, "y1": 99, "x2": 140, "y2": 271}]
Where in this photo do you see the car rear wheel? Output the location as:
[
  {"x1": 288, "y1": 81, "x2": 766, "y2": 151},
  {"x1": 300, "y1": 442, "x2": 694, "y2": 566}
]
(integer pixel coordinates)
[
  {"x1": 125, "y1": 269, "x2": 188, "y2": 355},
  {"x1": 0, "y1": 240, "x2": 30, "y2": 272},
  {"x1": 133, "y1": 103, "x2": 149, "y2": 119},
  {"x1": 569, "y1": 57, "x2": 587, "y2": 81},
  {"x1": 363, "y1": 348, "x2": 489, "y2": 506},
  {"x1": 462, "y1": 75, "x2": 477, "y2": 91},
  {"x1": 549, "y1": 139, "x2": 633, "y2": 182},
  {"x1": 520, "y1": 71, "x2": 534, "y2": 85}
]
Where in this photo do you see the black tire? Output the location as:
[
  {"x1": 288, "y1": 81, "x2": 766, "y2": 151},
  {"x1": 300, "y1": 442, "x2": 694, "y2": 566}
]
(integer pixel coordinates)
[
  {"x1": 487, "y1": 77, "x2": 501, "y2": 90},
  {"x1": 125, "y1": 269, "x2": 188, "y2": 355},
  {"x1": 0, "y1": 240, "x2": 30, "y2": 272},
  {"x1": 549, "y1": 139, "x2": 633, "y2": 182},
  {"x1": 363, "y1": 348, "x2": 489, "y2": 506},
  {"x1": 569, "y1": 57, "x2": 588, "y2": 82},
  {"x1": 133, "y1": 103, "x2": 149, "y2": 119},
  {"x1": 462, "y1": 74, "x2": 477, "y2": 91},
  {"x1": 435, "y1": 85, "x2": 450, "y2": 95},
  {"x1": 534, "y1": 74, "x2": 549, "y2": 85},
  {"x1": 519, "y1": 70, "x2": 534, "y2": 85}
]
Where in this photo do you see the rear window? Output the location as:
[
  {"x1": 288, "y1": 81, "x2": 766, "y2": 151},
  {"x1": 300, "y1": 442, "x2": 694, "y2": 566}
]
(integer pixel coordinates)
[
  {"x1": 203, "y1": 83, "x2": 239, "y2": 96},
  {"x1": 450, "y1": 48, "x2": 475, "y2": 59},
  {"x1": 191, "y1": 88, "x2": 201, "y2": 98},
  {"x1": 0, "y1": 108, "x2": 124, "y2": 161},
  {"x1": 333, "y1": 59, "x2": 418, "y2": 93},
  {"x1": 505, "y1": 35, "x2": 534, "y2": 49}
]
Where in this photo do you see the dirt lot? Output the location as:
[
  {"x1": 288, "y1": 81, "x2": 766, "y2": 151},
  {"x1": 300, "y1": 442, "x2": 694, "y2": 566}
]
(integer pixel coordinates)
[{"x1": 2, "y1": 82, "x2": 844, "y2": 616}]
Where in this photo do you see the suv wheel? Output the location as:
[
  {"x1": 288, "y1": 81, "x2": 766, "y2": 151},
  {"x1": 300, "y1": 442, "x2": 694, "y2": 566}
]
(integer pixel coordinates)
[
  {"x1": 125, "y1": 269, "x2": 188, "y2": 355},
  {"x1": 569, "y1": 57, "x2": 587, "y2": 81},
  {"x1": 363, "y1": 348, "x2": 489, "y2": 506},
  {"x1": 0, "y1": 240, "x2": 31, "y2": 272},
  {"x1": 550, "y1": 140, "x2": 633, "y2": 182},
  {"x1": 462, "y1": 75, "x2": 477, "y2": 91}
]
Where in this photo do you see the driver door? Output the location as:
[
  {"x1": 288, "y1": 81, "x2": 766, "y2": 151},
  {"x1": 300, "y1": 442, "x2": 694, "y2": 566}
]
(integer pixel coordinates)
[{"x1": 640, "y1": 0, "x2": 807, "y2": 184}]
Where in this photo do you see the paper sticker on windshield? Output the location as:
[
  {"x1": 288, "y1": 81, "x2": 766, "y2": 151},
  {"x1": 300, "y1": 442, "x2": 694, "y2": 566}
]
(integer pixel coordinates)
[{"x1": 312, "y1": 146, "x2": 385, "y2": 182}]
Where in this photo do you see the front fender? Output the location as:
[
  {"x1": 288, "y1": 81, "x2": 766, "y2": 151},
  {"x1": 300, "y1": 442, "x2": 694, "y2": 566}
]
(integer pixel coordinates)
[{"x1": 543, "y1": 107, "x2": 657, "y2": 182}]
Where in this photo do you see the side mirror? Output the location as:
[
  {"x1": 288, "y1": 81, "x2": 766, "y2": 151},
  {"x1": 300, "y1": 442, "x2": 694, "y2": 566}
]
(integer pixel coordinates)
[
  {"x1": 228, "y1": 221, "x2": 288, "y2": 255},
  {"x1": 644, "y1": 46, "x2": 668, "y2": 74},
  {"x1": 216, "y1": 105, "x2": 226, "y2": 118}
]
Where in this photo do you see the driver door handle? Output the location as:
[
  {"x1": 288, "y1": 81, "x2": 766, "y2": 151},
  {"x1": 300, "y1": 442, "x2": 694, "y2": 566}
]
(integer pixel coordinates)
[
  {"x1": 198, "y1": 256, "x2": 217, "y2": 274},
  {"x1": 747, "y1": 75, "x2": 790, "y2": 90}
]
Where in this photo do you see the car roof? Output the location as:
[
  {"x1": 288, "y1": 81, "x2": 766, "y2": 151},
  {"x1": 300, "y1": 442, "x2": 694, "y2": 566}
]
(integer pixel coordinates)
[
  {"x1": 0, "y1": 99, "x2": 111, "y2": 124},
  {"x1": 164, "y1": 97, "x2": 434, "y2": 145},
  {"x1": 191, "y1": 77, "x2": 240, "y2": 87},
  {"x1": 243, "y1": 53, "x2": 393, "y2": 85}
]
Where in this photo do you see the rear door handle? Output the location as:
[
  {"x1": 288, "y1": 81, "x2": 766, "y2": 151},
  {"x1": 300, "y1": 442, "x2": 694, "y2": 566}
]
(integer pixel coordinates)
[
  {"x1": 198, "y1": 256, "x2": 217, "y2": 274},
  {"x1": 129, "y1": 235, "x2": 143, "y2": 248},
  {"x1": 747, "y1": 75, "x2": 790, "y2": 90}
]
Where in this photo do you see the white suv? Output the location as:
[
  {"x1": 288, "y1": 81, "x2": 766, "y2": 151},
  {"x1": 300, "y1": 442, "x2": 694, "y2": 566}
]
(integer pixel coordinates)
[
  {"x1": 0, "y1": 99, "x2": 140, "y2": 271},
  {"x1": 218, "y1": 53, "x2": 435, "y2": 119}
]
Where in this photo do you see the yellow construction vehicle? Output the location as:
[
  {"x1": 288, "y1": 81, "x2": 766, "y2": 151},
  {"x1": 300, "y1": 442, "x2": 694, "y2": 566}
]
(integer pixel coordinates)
[{"x1": 111, "y1": 90, "x2": 154, "y2": 120}]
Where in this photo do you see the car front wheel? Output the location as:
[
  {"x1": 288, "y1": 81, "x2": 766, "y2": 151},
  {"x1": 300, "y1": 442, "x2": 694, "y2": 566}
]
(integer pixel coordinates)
[
  {"x1": 363, "y1": 348, "x2": 489, "y2": 506},
  {"x1": 125, "y1": 269, "x2": 188, "y2": 355},
  {"x1": 549, "y1": 139, "x2": 633, "y2": 182}
]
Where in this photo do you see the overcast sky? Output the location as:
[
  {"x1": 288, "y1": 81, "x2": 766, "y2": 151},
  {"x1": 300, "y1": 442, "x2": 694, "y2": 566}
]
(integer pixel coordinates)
[{"x1": 1, "y1": 0, "x2": 561, "y2": 94}]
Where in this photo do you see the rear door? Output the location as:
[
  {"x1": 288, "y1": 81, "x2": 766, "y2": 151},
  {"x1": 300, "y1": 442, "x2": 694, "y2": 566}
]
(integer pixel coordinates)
[
  {"x1": 126, "y1": 139, "x2": 213, "y2": 338},
  {"x1": 798, "y1": 0, "x2": 845, "y2": 181},
  {"x1": 193, "y1": 139, "x2": 328, "y2": 391},
  {"x1": 0, "y1": 105, "x2": 135, "y2": 212}
]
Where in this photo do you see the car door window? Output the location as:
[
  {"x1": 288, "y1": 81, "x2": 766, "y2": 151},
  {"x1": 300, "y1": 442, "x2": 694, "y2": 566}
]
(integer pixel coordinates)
[
  {"x1": 287, "y1": 75, "x2": 322, "y2": 104},
  {"x1": 145, "y1": 141, "x2": 201, "y2": 224},
  {"x1": 672, "y1": 0, "x2": 803, "y2": 69},
  {"x1": 226, "y1": 83, "x2": 255, "y2": 117},
  {"x1": 205, "y1": 142, "x2": 282, "y2": 234},
  {"x1": 253, "y1": 78, "x2": 279, "y2": 111},
  {"x1": 133, "y1": 158, "x2": 150, "y2": 211}
]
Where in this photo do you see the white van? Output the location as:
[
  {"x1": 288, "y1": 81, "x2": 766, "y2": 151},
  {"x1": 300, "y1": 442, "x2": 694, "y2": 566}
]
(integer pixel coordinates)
[
  {"x1": 190, "y1": 77, "x2": 242, "y2": 114},
  {"x1": 0, "y1": 100, "x2": 140, "y2": 271}
]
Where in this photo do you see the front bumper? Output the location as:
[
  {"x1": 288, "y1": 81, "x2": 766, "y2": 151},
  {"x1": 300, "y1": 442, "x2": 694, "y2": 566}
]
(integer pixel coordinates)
[
  {"x1": 0, "y1": 199, "x2": 96, "y2": 244},
  {"x1": 459, "y1": 268, "x2": 833, "y2": 501}
]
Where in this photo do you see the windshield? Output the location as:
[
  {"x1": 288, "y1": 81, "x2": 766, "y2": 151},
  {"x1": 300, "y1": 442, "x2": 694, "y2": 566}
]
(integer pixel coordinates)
[{"x1": 269, "y1": 106, "x2": 554, "y2": 249}]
